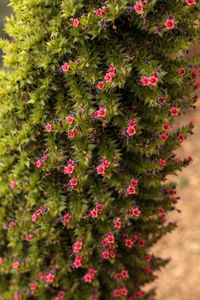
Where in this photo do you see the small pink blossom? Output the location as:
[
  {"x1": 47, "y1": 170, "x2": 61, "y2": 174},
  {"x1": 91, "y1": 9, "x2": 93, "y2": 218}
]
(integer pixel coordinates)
[
  {"x1": 68, "y1": 130, "x2": 76, "y2": 139},
  {"x1": 127, "y1": 126, "x2": 136, "y2": 136},
  {"x1": 0, "y1": 257, "x2": 3, "y2": 264},
  {"x1": 178, "y1": 68, "x2": 186, "y2": 76},
  {"x1": 186, "y1": 0, "x2": 196, "y2": 5},
  {"x1": 97, "y1": 108, "x2": 106, "y2": 117},
  {"x1": 63, "y1": 213, "x2": 71, "y2": 222},
  {"x1": 66, "y1": 115, "x2": 74, "y2": 124},
  {"x1": 127, "y1": 185, "x2": 136, "y2": 195},
  {"x1": 35, "y1": 160, "x2": 42, "y2": 168},
  {"x1": 73, "y1": 18, "x2": 79, "y2": 27},
  {"x1": 35, "y1": 209, "x2": 42, "y2": 215},
  {"x1": 160, "y1": 158, "x2": 166, "y2": 166},
  {"x1": 132, "y1": 208, "x2": 141, "y2": 216},
  {"x1": 13, "y1": 261, "x2": 19, "y2": 269},
  {"x1": 83, "y1": 274, "x2": 92, "y2": 283},
  {"x1": 70, "y1": 178, "x2": 78, "y2": 186},
  {"x1": 131, "y1": 179, "x2": 138, "y2": 186},
  {"x1": 97, "y1": 165, "x2": 105, "y2": 175},
  {"x1": 91, "y1": 209, "x2": 98, "y2": 218},
  {"x1": 164, "y1": 18, "x2": 175, "y2": 30},
  {"x1": 125, "y1": 239, "x2": 133, "y2": 248},
  {"x1": 113, "y1": 219, "x2": 121, "y2": 228},
  {"x1": 96, "y1": 8, "x2": 103, "y2": 16},
  {"x1": 73, "y1": 241, "x2": 83, "y2": 253},
  {"x1": 10, "y1": 181, "x2": 16, "y2": 189},
  {"x1": 31, "y1": 214, "x2": 37, "y2": 222},
  {"x1": 103, "y1": 159, "x2": 110, "y2": 168},
  {"x1": 30, "y1": 283, "x2": 37, "y2": 290},
  {"x1": 163, "y1": 123, "x2": 170, "y2": 132},
  {"x1": 128, "y1": 120, "x2": 136, "y2": 127},
  {"x1": 149, "y1": 76, "x2": 158, "y2": 86},
  {"x1": 141, "y1": 76, "x2": 149, "y2": 86},
  {"x1": 62, "y1": 63, "x2": 70, "y2": 72},
  {"x1": 97, "y1": 81, "x2": 104, "y2": 90},
  {"x1": 64, "y1": 164, "x2": 74, "y2": 175},
  {"x1": 134, "y1": 1, "x2": 144, "y2": 13},
  {"x1": 104, "y1": 73, "x2": 113, "y2": 83},
  {"x1": 170, "y1": 107, "x2": 179, "y2": 116},
  {"x1": 46, "y1": 272, "x2": 54, "y2": 283},
  {"x1": 102, "y1": 251, "x2": 109, "y2": 259},
  {"x1": 46, "y1": 123, "x2": 52, "y2": 132},
  {"x1": 160, "y1": 133, "x2": 168, "y2": 141}
]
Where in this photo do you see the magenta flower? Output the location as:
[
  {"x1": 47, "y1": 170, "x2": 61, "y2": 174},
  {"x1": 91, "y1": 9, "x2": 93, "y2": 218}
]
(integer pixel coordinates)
[
  {"x1": 45, "y1": 123, "x2": 52, "y2": 132},
  {"x1": 73, "y1": 18, "x2": 79, "y2": 27},
  {"x1": 10, "y1": 181, "x2": 16, "y2": 189},
  {"x1": 164, "y1": 18, "x2": 175, "y2": 30},
  {"x1": 13, "y1": 261, "x2": 19, "y2": 269},
  {"x1": 134, "y1": 1, "x2": 144, "y2": 13},
  {"x1": 62, "y1": 63, "x2": 70, "y2": 72}
]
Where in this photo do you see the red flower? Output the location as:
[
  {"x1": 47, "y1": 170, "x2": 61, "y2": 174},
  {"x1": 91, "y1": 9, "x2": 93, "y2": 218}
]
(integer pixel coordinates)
[
  {"x1": 120, "y1": 286, "x2": 128, "y2": 296},
  {"x1": 127, "y1": 126, "x2": 136, "y2": 136},
  {"x1": 74, "y1": 259, "x2": 82, "y2": 268},
  {"x1": 145, "y1": 254, "x2": 152, "y2": 262},
  {"x1": 134, "y1": 1, "x2": 144, "y2": 13},
  {"x1": 125, "y1": 239, "x2": 133, "y2": 248},
  {"x1": 0, "y1": 257, "x2": 3, "y2": 264},
  {"x1": 121, "y1": 269, "x2": 129, "y2": 278},
  {"x1": 66, "y1": 115, "x2": 74, "y2": 124},
  {"x1": 63, "y1": 213, "x2": 71, "y2": 222},
  {"x1": 115, "y1": 273, "x2": 122, "y2": 281},
  {"x1": 113, "y1": 219, "x2": 121, "y2": 229},
  {"x1": 30, "y1": 283, "x2": 37, "y2": 290},
  {"x1": 113, "y1": 289, "x2": 121, "y2": 297},
  {"x1": 178, "y1": 133, "x2": 185, "y2": 142},
  {"x1": 103, "y1": 159, "x2": 110, "y2": 168},
  {"x1": 141, "y1": 76, "x2": 149, "y2": 86},
  {"x1": 160, "y1": 133, "x2": 168, "y2": 141},
  {"x1": 83, "y1": 274, "x2": 92, "y2": 283},
  {"x1": 192, "y1": 68, "x2": 199, "y2": 75},
  {"x1": 158, "y1": 207, "x2": 165, "y2": 215},
  {"x1": 102, "y1": 5, "x2": 108, "y2": 11},
  {"x1": 148, "y1": 76, "x2": 158, "y2": 86},
  {"x1": 106, "y1": 233, "x2": 115, "y2": 244},
  {"x1": 178, "y1": 68, "x2": 186, "y2": 76},
  {"x1": 46, "y1": 123, "x2": 52, "y2": 132},
  {"x1": 64, "y1": 164, "x2": 74, "y2": 175},
  {"x1": 102, "y1": 251, "x2": 109, "y2": 259},
  {"x1": 62, "y1": 63, "x2": 70, "y2": 72},
  {"x1": 97, "y1": 108, "x2": 106, "y2": 117},
  {"x1": 127, "y1": 185, "x2": 136, "y2": 195},
  {"x1": 91, "y1": 209, "x2": 98, "y2": 218},
  {"x1": 73, "y1": 241, "x2": 83, "y2": 252},
  {"x1": 96, "y1": 8, "x2": 103, "y2": 16},
  {"x1": 160, "y1": 158, "x2": 166, "y2": 166},
  {"x1": 163, "y1": 123, "x2": 170, "y2": 132},
  {"x1": 70, "y1": 178, "x2": 78, "y2": 186},
  {"x1": 128, "y1": 119, "x2": 136, "y2": 127},
  {"x1": 170, "y1": 107, "x2": 179, "y2": 116},
  {"x1": 10, "y1": 181, "x2": 16, "y2": 189},
  {"x1": 145, "y1": 267, "x2": 153, "y2": 274},
  {"x1": 36, "y1": 160, "x2": 42, "y2": 168},
  {"x1": 131, "y1": 179, "x2": 138, "y2": 186},
  {"x1": 31, "y1": 214, "x2": 37, "y2": 222},
  {"x1": 46, "y1": 273, "x2": 54, "y2": 283},
  {"x1": 97, "y1": 81, "x2": 104, "y2": 90},
  {"x1": 73, "y1": 18, "x2": 79, "y2": 27},
  {"x1": 137, "y1": 240, "x2": 145, "y2": 247},
  {"x1": 186, "y1": 0, "x2": 196, "y2": 5},
  {"x1": 132, "y1": 208, "x2": 141, "y2": 216},
  {"x1": 164, "y1": 18, "x2": 175, "y2": 30},
  {"x1": 104, "y1": 73, "x2": 113, "y2": 83},
  {"x1": 13, "y1": 261, "x2": 19, "y2": 269},
  {"x1": 97, "y1": 165, "x2": 105, "y2": 175}
]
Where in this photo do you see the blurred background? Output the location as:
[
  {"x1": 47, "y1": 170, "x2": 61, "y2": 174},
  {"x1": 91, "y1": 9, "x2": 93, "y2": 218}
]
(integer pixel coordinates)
[{"x1": 0, "y1": 1, "x2": 199, "y2": 299}]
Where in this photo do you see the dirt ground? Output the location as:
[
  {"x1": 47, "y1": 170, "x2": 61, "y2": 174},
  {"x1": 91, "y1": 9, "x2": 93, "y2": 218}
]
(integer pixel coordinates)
[{"x1": 148, "y1": 64, "x2": 200, "y2": 299}]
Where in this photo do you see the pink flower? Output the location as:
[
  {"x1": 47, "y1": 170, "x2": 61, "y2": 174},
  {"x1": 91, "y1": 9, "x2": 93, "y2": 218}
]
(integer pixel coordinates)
[
  {"x1": 141, "y1": 76, "x2": 149, "y2": 86},
  {"x1": 113, "y1": 289, "x2": 121, "y2": 297},
  {"x1": 102, "y1": 251, "x2": 109, "y2": 259},
  {"x1": 160, "y1": 158, "x2": 166, "y2": 166},
  {"x1": 104, "y1": 73, "x2": 112, "y2": 83},
  {"x1": 164, "y1": 18, "x2": 175, "y2": 30},
  {"x1": 170, "y1": 107, "x2": 178, "y2": 115},
  {"x1": 120, "y1": 286, "x2": 128, "y2": 296},
  {"x1": 97, "y1": 165, "x2": 105, "y2": 175},
  {"x1": 35, "y1": 209, "x2": 42, "y2": 215},
  {"x1": 83, "y1": 274, "x2": 92, "y2": 283},
  {"x1": 127, "y1": 185, "x2": 136, "y2": 195},
  {"x1": 68, "y1": 130, "x2": 76, "y2": 139},
  {"x1": 115, "y1": 273, "x2": 122, "y2": 281},
  {"x1": 31, "y1": 214, "x2": 37, "y2": 222},
  {"x1": 160, "y1": 133, "x2": 168, "y2": 141},
  {"x1": 128, "y1": 120, "x2": 136, "y2": 127},
  {"x1": 73, "y1": 18, "x2": 79, "y2": 27},
  {"x1": 88, "y1": 268, "x2": 96, "y2": 278},
  {"x1": 106, "y1": 233, "x2": 115, "y2": 244},
  {"x1": 125, "y1": 239, "x2": 133, "y2": 248},
  {"x1": 145, "y1": 266, "x2": 153, "y2": 274},
  {"x1": 62, "y1": 63, "x2": 70, "y2": 72},
  {"x1": 149, "y1": 76, "x2": 158, "y2": 86},
  {"x1": 70, "y1": 178, "x2": 78, "y2": 186},
  {"x1": 108, "y1": 67, "x2": 116, "y2": 76},
  {"x1": 186, "y1": 0, "x2": 196, "y2": 5},
  {"x1": 137, "y1": 240, "x2": 145, "y2": 247},
  {"x1": 91, "y1": 209, "x2": 98, "y2": 218},
  {"x1": 0, "y1": 257, "x2": 3, "y2": 264},
  {"x1": 46, "y1": 123, "x2": 52, "y2": 132},
  {"x1": 113, "y1": 219, "x2": 121, "y2": 229},
  {"x1": 163, "y1": 123, "x2": 170, "y2": 132},
  {"x1": 13, "y1": 261, "x2": 19, "y2": 269},
  {"x1": 97, "y1": 108, "x2": 106, "y2": 117},
  {"x1": 97, "y1": 81, "x2": 105, "y2": 90},
  {"x1": 134, "y1": 1, "x2": 144, "y2": 13},
  {"x1": 96, "y1": 8, "x2": 103, "y2": 16},
  {"x1": 64, "y1": 164, "x2": 74, "y2": 175},
  {"x1": 132, "y1": 208, "x2": 141, "y2": 216},
  {"x1": 30, "y1": 283, "x2": 37, "y2": 290},
  {"x1": 73, "y1": 241, "x2": 82, "y2": 252},
  {"x1": 46, "y1": 272, "x2": 54, "y2": 283},
  {"x1": 145, "y1": 254, "x2": 152, "y2": 262},
  {"x1": 102, "y1": 5, "x2": 108, "y2": 11},
  {"x1": 8, "y1": 221, "x2": 15, "y2": 227},
  {"x1": 74, "y1": 259, "x2": 82, "y2": 268},
  {"x1": 193, "y1": 68, "x2": 199, "y2": 75},
  {"x1": 158, "y1": 207, "x2": 165, "y2": 215},
  {"x1": 63, "y1": 213, "x2": 71, "y2": 222},
  {"x1": 178, "y1": 68, "x2": 186, "y2": 76},
  {"x1": 121, "y1": 269, "x2": 129, "y2": 278},
  {"x1": 131, "y1": 179, "x2": 138, "y2": 186},
  {"x1": 127, "y1": 126, "x2": 136, "y2": 136},
  {"x1": 10, "y1": 181, "x2": 16, "y2": 189},
  {"x1": 58, "y1": 291, "x2": 65, "y2": 298},
  {"x1": 66, "y1": 115, "x2": 74, "y2": 124},
  {"x1": 103, "y1": 159, "x2": 110, "y2": 168},
  {"x1": 35, "y1": 160, "x2": 42, "y2": 168},
  {"x1": 178, "y1": 133, "x2": 185, "y2": 142}
]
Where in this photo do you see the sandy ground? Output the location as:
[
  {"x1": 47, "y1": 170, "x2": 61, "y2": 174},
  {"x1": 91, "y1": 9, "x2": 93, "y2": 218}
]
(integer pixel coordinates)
[{"x1": 148, "y1": 86, "x2": 200, "y2": 299}]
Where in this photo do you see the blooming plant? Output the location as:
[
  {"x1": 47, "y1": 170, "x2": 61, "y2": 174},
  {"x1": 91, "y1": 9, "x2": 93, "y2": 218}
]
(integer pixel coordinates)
[{"x1": 0, "y1": 0, "x2": 199, "y2": 299}]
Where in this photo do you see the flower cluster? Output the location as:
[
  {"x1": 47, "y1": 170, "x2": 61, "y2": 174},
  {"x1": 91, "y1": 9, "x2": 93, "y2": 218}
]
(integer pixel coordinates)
[
  {"x1": 97, "y1": 66, "x2": 117, "y2": 90},
  {"x1": 83, "y1": 268, "x2": 96, "y2": 283},
  {"x1": 101, "y1": 232, "x2": 116, "y2": 260},
  {"x1": 90, "y1": 203, "x2": 104, "y2": 218},
  {"x1": 93, "y1": 106, "x2": 106, "y2": 119},
  {"x1": 64, "y1": 159, "x2": 75, "y2": 176},
  {"x1": 126, "y1": 119, "x2": 137, "y2": 137},
  {"x1": 73, "y1": 255, "x2": 83, "y2": 268},
  {"x1": 141, "y1": 72, "x2": 159, "y2": 86},
  {"x1": 113, "y1": 286, "x2": 128, "y2": 297},
  {"x1": 134, "y1": 1, "x2": 145, "y2": 13},
  {"x1": 127, "y1": 178, "x2": 138, "y2": 195},
  {"x1": 96, "y1": 159, "x2": 111, "y2": 176},
  {"x1": 115, "y1": 269, "x2": 129, "y2": 281}
]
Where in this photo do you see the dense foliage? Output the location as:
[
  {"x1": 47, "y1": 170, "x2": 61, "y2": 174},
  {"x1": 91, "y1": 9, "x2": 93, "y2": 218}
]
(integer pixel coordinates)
[{"x1": 0, "y1": 0, "x2": 199, "y2": 299}]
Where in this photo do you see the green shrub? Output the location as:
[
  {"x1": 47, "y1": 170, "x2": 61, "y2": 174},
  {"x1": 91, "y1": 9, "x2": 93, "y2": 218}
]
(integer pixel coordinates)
[{"x1": 0, "y1": 0, "x2": 199, "y2": 299}]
